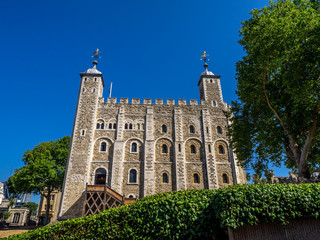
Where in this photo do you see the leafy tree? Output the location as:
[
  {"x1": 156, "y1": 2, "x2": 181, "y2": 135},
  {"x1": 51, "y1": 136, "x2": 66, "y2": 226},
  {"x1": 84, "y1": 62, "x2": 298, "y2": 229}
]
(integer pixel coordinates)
[
  {"x1": 23, "y1": 202, "x2": 38, "y2": 216},
  {"x1": 228, "y1": 0, "x2": 320, "y2": 178},
  {"x1": 7, "y1": 136, "x2": 70, "y2": 225}
]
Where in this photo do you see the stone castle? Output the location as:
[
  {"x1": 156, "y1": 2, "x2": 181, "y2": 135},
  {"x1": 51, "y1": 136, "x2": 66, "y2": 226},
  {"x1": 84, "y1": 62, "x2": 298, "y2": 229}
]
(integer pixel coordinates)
[{"x1": 58, "y1": 51, "x2": 246, "y2": 220}]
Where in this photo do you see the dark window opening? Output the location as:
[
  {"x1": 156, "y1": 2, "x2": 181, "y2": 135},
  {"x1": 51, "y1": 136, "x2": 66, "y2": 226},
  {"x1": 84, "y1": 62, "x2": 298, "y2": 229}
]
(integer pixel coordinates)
[
  {"x1": 206, "y1": 127, "x2": 209, "y2": 133},
  {"x1": 190, "y1": 145, "x2": 196, "y2": 154},
  {"x1": 189, "y1": 125, "x2": 195, "y2": 134},
  {"x1": 162, "y1": 125, "x2": 167, "y2": 133},
  {"x1": 129, "y1": 123, "x2": 133, "y2": 129},
  {"x1": 95, "y1": 168, "x2": 106, "y2": 185},
  {"x1": 217, "y1": 126, "x2": 223, "y2": 134},
  {"x1": 208, "y1": 144, "x2": 211, "y2": 153},
  {"x1": 109, "y1": 123, "x2": 112, "y2": 129},
  {"x1": 96, "y1": 123, "x2": 100, "y2": 129},
  {"x1": 100, "y1": 142, "x2": 107, "y2": 152},
  {"x1": 129, "y1": 169, "x2": 137, "y2": 183},
  {"x1": 101, "y1": 123, "x2": 104, "y2": 129},
  {"x1": 125, "y1": 123, "x2": 128, "y2": 129},
  {"x1": 162, "y1": 144, "x2": 168, "y2": 154},
  {"x1": 128, "y1": 195, "x2": 134, "y2": 198},
  {"x1": 162, "y1": 173, "x2": 168, "y2": 183},
  {"x1": 219, "y1": 145, "x2": 225, "y2": 154},
  {"x1": 113, "y1": 123, "x2": 117, "y2": 129},
  {"x1": 223, "y1": 174, "x2": 229, "y2": 183},
  {"x1": 194, "y1": 173, "x2": 200, "y2": 184},
  {"x1": 131, "y1": 142, "x2": 137, "y2": 152},
  {"x1": 178, "y1": 144, "x2": 181, "y2": 152}
]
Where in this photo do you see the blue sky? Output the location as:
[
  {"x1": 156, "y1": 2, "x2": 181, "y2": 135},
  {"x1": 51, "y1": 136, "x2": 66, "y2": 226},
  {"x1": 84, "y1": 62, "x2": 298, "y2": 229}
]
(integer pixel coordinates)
[{"x1": 0, "y1": 0, "x2": 289, "y2": 201}]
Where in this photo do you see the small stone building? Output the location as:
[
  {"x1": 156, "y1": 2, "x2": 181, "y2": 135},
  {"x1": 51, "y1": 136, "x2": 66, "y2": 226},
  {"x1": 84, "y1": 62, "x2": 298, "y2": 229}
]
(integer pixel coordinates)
[
  {"x1": 58, "y1": 53, "x2": 246, "y2": 220},
  {"x1": 37, "y1": 190, "x2": 62, "y2": 225}
]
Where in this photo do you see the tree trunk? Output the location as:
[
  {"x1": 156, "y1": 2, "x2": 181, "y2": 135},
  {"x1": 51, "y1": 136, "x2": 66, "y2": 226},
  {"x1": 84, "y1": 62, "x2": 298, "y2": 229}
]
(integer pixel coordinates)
[{"x1": 44, "y1": 191, "x2": 51, "y2": 225}]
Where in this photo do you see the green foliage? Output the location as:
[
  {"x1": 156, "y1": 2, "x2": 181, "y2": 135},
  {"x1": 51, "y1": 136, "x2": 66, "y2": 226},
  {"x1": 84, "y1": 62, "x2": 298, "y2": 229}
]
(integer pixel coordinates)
[
  {"x1": 22, "y1": 202, "x2": 38, "y2": 216},
  {"x1": 6, "y1": 136, "x2": 70, "y2": 225},
  {"x1": 5, "y1": 184, "x2": 320, "y2": 240},
  {"x1": 229, "y1": 0, "x2": 320, "y2": 177},
  {"x1": 7, "y1": 136, "x2": 70, "y2": 195},
  {"x1": 4, "y1": 211, "x2": 11, "y2": 220}
]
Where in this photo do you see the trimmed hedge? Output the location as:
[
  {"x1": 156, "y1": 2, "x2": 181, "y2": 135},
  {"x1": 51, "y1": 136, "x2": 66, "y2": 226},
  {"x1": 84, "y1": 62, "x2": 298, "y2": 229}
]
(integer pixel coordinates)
[{"x1": 5, "y1": 183, "x2": 320, "y2": 240}]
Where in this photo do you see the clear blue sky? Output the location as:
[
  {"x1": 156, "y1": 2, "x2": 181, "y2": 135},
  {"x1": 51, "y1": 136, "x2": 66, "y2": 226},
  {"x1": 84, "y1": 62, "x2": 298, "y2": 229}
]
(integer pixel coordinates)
[{"x1": 0, "y1": 0, "x2": 289, "y2": 200}]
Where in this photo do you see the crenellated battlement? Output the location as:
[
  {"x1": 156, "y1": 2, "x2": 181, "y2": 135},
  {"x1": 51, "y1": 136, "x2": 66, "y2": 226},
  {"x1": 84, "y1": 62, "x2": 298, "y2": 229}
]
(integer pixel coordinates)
[{"x1": 105, "y1": 98, "x2": 201, "y2": 106}]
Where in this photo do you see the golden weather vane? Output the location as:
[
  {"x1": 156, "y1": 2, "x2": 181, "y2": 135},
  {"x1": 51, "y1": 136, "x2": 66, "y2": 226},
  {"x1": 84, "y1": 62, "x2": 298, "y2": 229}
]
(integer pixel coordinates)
[
  {"x1": 200, "y1": 51, "x2": 210, "y2": 64},
  {"x1": 92, "y1": 48, "x2": 101, "y2": 61}
]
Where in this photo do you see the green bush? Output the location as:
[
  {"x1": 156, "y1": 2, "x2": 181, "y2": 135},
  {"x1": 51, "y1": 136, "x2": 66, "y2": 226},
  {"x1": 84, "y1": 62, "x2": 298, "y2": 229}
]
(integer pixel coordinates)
[{"x1": 5, "y1": 183, "x2": 320, "y2": 240}]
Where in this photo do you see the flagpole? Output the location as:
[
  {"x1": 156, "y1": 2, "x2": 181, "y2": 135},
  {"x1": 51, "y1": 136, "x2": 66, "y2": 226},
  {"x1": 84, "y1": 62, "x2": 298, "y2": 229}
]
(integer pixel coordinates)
[{"x1": 109, "y1": 82, "x2": 113, "y2": 98}]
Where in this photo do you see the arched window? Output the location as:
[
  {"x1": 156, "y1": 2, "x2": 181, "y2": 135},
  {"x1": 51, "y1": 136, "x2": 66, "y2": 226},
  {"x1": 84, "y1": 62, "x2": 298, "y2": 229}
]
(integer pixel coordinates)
[
  {"x1": 178, "y1": 144, "x2": 181, "y2": 152},
  {"x1": 81, "y1": 130, "x2": 85, "y2": 136},
  {"x1": 137, "y1": 124, "x2": 140, "y2": 130},
  {"x1": 162, "y1": 173, "x2": 168, "y2": 183},
  {"x1": 95, "y1": 168, "x2": 106, "y2": 185},
  {"x1": 129, "y1": 169, "x2": 137, "y2": 183},
  {"x1": 100, "y1": 142, "x2": 107, "y2": 152},
  {"x1": 125, "y1": 123, "x2": 128, "y2": 129},
  {"x1": 131, "y1": 142, "x2": 137, "y2": 152},
  {"x1": 101, "y1": 123, "x2": 104, "y2": 129},
  {"x1": 129, "y1": 123, "x2": 133, "y2": 129},
  {"x1": 109, "y1": 123, "x2": 112, "y2": 129},
  {"x1": 222, "y1": 174, "x2": 229, "y2": 184},
  {"x1": 162, "y1": 125, "x2": 167, "y2": 133},
  {"x1": 193, "y1": 173, "x2": 200, "y2": 184},
  {"x1": 113, "y1": 123, "x2": 117, "y2": 129},
  {"x1": 162, "y1": 144, "x2": 168, "y2": 154},
  {"x1": 217, "y1": 126, "x2": 223, "y2": 134},
  {"x1": 189, "y1": 125, "x2": 195, "y2": 133},
  {"x1": 128, "y1": 195, "x2": 134, "y2": 198},
  {"x1": 212, "y1": 101, "x2": 217, "y2": 107},
  {"x1": 96, "y1": 123, "x2": 100, "y2": 129},
  {"x1": 218, "y1": 145, "x2": 225, "y2": 154},
  {"x1": 208, "y1": 144, "x2": 212, "y2": 153},
  {"x1": 190, "y1": 145, "x2": 196, "y2": 154}
]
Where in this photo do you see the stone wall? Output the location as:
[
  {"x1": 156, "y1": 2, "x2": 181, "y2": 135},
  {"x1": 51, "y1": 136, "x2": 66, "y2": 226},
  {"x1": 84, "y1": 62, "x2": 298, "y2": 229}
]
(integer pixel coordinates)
[{"x1": 59, "y1": 67, "x2": 247, "y2": 220}]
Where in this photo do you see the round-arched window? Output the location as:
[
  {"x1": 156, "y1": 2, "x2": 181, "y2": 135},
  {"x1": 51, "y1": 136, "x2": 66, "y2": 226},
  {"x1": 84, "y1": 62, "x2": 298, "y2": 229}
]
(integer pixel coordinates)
[
  {"x1": 193, "y1": 173, "x2": 200, "y2": 184},
  {"x1": 129, "y1": 169, "x2": 137, "y2": 183},
  {"x1": 162, "y1": 173, "x2": 168, "y2": 183},
  {"x1": 162, "y1": 125, "x2": 167, "y2": 133},
  {"x1": 131, "y1": 142, "x2": 137, "y2": 152},
  {"x1": 218, "y1": 145, "x2": 225, "y2": 154},
  {"x1": 190, "y1": 145, "x2": 196, "y2": 154},
  {"x1": 95, "y1": 168, "x2": 107, "y2": 185},
  {"x1": 222, "y1": 174, "x2": 229, "y2": 184},
  {"x1": 189, "y1": 125, "x2": 195, "y2": 134},
  {"x1": 217, "y1": 126, "x2": 223, "y2": 134},
  {"x1": 100, "y1": 142, "x2": 107, "y2": 152},
  {"x1": 162, "y1": 144, "x2": 168, "y2": 154}
]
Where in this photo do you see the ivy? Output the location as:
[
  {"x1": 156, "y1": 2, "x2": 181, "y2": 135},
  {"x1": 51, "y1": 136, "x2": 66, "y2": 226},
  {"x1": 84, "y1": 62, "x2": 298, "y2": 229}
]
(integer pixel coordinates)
[{"x1": 4, "y1": 184, "x2": 320, "y2": 240}]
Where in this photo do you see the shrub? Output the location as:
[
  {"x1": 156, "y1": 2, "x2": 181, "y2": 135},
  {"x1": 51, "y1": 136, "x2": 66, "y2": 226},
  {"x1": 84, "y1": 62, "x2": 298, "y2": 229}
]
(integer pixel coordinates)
[{"x1": 5, "y1": 183, "x2": 320, "y2": 240}]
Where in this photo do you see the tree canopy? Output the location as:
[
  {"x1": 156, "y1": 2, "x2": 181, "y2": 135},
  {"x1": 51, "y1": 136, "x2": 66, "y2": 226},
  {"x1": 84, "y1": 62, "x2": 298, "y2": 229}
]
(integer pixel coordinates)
[
  {"x1": 23, "y1": 202, "x2": 38, "y2": 216},
  {"x1": 7, "y1": 136, "x2": 70, "y2": 224},
  {"x1": 228, "y1": 0, "x2": 320, "y2": 178}
]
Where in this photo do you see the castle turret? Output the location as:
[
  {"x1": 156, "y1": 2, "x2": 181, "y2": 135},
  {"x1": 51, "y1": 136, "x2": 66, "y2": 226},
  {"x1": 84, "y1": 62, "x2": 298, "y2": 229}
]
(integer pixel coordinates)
[
  {"x1": 198, "y1": 52, "x2": 223, "y2": 107},
  {"x1": 58, "y1": 50, "x2": 104, "y2": 220}
]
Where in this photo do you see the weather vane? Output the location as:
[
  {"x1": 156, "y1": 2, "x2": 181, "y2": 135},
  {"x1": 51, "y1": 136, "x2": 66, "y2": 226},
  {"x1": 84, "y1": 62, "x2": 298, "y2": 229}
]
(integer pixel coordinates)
[
  {"x1": 200, "y1": 51, "x2": 210, "y2": 64},
  {"x1": 92, "y1": 48, "x2": 101, "y2": 61}
]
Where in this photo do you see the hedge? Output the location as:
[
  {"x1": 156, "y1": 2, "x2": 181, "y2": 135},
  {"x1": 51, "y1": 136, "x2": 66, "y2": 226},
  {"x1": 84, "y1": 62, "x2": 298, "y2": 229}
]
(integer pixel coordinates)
[{"x1": 4, "y1": 183, "x2": 320, "y2": 240}]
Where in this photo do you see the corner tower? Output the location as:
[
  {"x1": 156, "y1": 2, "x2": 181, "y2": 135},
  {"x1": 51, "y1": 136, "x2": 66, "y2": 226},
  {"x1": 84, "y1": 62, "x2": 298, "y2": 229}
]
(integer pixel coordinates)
[
  {"x1": 58, "y1": 50, "x2": 104, "y2": 220},
  {"x1": 198, "y1": 51, "x2": 224, "y2": 107}
]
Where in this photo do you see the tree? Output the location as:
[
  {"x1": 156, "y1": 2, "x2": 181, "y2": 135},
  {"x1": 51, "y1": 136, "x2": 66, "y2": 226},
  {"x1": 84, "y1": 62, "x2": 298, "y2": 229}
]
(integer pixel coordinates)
[
  {"x1": 7, "y1": 136, "x2": 70, "y2": 225},
  {"x1": 228, "y1": 0, "x2": 320, "y2": 178},
  {"x1": 22, "y1": 202, "x2": 38, "y2": 216}
]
